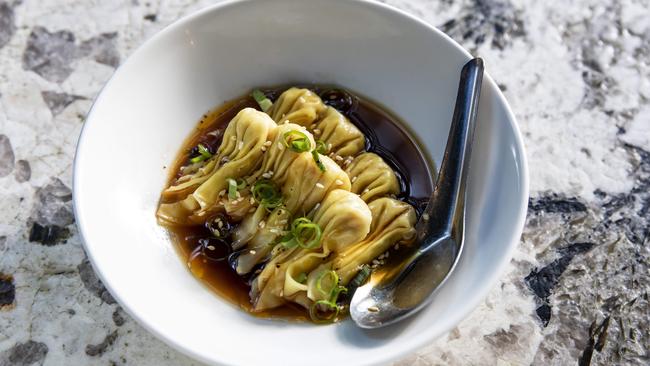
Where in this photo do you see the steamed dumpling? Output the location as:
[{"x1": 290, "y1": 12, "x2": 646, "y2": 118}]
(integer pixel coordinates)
[
  {"x1": 332, "y1": 197, "x2": 416, "y2": 284},
  {"x1": 268, "y1": 88, "x2": 326, "y2": 126},
  {"x1": 193, "y1": 108, "x2": 277, "y2": 210},
  {"x1": 345, "y1": 152, "x2": 400, "y2": 202},
  {"x1": 255, "y1": 123, "x2": 316, "y2": 184},
  {"x1": 312, "y1": 189, "x2": 372, "y2": 253},
  {"x1": 156, "y1": 108, "x2": 276, "y2": 224},
  {"x1": 234, "y1": 206, "x2": 291, "y2": 274},
  {"x1": 251, "y1": 190, "x2": 372, "y2": 311},
  {"x1": 282, "y1": 153, "x2": 351, "y2": 215},
  {"x1": 314, "y1": 107, "x2": 365, "y2": 158}
]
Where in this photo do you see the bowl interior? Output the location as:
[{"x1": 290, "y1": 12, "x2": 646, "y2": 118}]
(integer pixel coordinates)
[{"x1": 74, "y1": 0, "x2": 528, "y2": 365}]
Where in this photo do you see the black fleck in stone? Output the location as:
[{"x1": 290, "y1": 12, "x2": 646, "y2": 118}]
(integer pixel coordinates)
[
  {"x1": 144, "y1": 13, "x2": 157, "y2": 22},
  {"x1": 31, "y1": 177, "x2": 74, "y2": 228},
  {"x1": 525, "y1": 242, "x2": 594, "y2": 325},
  {"x1": 528, "y1": 193, "x2": 587, "y2": 214},
  {"x1": 22, "y1": 26, "x2": 77, "y2": 83},
  {"x1": 0, "y1": 273, "x2": 15, "y2": 309},
  {"x1": 439, "y1": 0, "x2": 525, "y2": 51},
  {"x1": 579, "y1": 316, "x2": 611, "y2": 366},
  {"x1": 0, "y1": 134, "x2": 15, "y2": 177},
  {"x1": 112, "y1": 307, "x2": 126, "y2": 326},
  {"x1": 6, "y1": 340, "x2": 48, "y2": 366},
  {"x1": 15, "y1": 159, "x2": 31, "y2": 182},
  {"x1": 79, "y1": 32, "x2": 120, "y2": 68},
  {"x1": 28, "y1": 222, "x2": 70, "y2": 246},
  {"x1": 0, "y1": 1, "x2": 16, "y2": 49},
  {"x1": 85, "y1": 330, "x2": 118, "y2": 357},
  {"x1": 41, "y1": 91, "x2": 84, "y2": 115},
  {"x1": 78, "y1": 258, "x2": 116, "y2": 304}
]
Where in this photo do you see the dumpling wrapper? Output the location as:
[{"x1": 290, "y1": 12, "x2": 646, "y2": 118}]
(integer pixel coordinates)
[
  {"x1": 332, "y1": 197, "x2": 416, "y2": 284},
  {"x1": 315, "y1": 107, "x2": 365, "y2": 158},
  {"x1": 254, "y1": 123, "x2": 316, "y2": 184},
  {"x1": 252, "y1": 190, "x2": 371, "y2": 311},
  {"x1": 157, "y1": 108, "x2": 276, "y2": 224},
  {"x1": 345, "y1": 152, "x2": 400, "y2": 202},
  {"x1": 268, "y1": 87, "x2": 326, "y2": 126},
  {"x1": 282, "y1": 153, "x2": 351, "y2": 215}
]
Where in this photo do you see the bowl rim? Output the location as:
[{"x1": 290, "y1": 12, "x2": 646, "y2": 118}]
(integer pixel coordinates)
[{"x1": 73, "y1": 0, "x2": 529, "y2": 365}]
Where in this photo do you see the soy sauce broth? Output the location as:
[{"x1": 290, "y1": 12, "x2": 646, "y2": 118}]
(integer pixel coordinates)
[{"x1": 160, "y1": 86, "x2": 434, "y2": 321}]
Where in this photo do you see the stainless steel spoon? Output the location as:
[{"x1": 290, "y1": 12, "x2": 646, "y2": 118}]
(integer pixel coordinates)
[{"x1": 350, "y1": 58, "x2": 484, "y2": 329}]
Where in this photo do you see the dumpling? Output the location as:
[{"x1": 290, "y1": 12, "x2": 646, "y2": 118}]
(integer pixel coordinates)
[
  {"x1": 156, "y1": 108, "x2": 276, "y2": 224},
  {"x1": 332, "y1": 197, "x2": 416, "y2": 284},
  {"x1": 192, "y1": 108, "x2": 277, "y2": 210},
  {"x1": 312, "y1": 189, "x2": 372, "y2": 253},
  {"x1": 314, "y1": 107, "x2": 365, "y2": 158},
  {"x1": 268, "y1": 87, "x2": 326, "y2": 126},
  {"x1": 282, "y1": 153, "x2": 351, "y2": 215},
  {"x1": 345, "y1": 152, "x2": 400, "y2": 202},
  {"x1": 254, "y1": 123, "x2": 316, "y2": 184},
  {"x1": 234, "y1": 206, "x2": 291, "y2": 274},
  {"x1": 251, "y1": 190, "x2": 372, "y2": 311}
]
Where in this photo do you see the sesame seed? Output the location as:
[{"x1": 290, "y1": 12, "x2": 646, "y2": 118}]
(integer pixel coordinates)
[
  {"x1": 277, "y1": 142, "x2": 285, "y2": 150},
  {"x1": 313, "y1": 129, "x2": 321, "y2": 135},
  {"x1": 238, "y1": 141, "x2": 244, "y2": 150},
  {"x1": 367, "y1": 306, "x2": 379, "y2": 312},
  {"x1": 334, "y1": 155, "x2": 343, "y2": 161},
  {"x1": 250, "y1": 197, "x2": 256, "y2": 205},
  {"x1": 335, "y1": 179, "x2": 343, "y2": 185},
  {"x1": 394, "y1": 244, "x2": 400, "y2": 250},
  {"x1": 248, "y1": 207, "x2": 256, "y2": 213},
  {"x1": 363, "y1": 188, "x2": 370, "y2": 194},
  {"x1": 218, "y1": 189, "x2": 226, "y2": 196},
  {"x1": 270, "y1": 228, "x2": 279, "y2": 234},
  {"x1": 261, "y1": 146, "x2": 267, "y2": 152},
  {"x1": 250, "y1": 250, "x2": 257, "y2": 254},
  {"x1": 423, "y1": 213, "x2": 430, "y2": 221},
  {"x1": 351, "y1": 176, "x2": 358, "y2": 183},
  {"x1": 217, "y1": 221, "x2": 223, "y2": 228},
  {"x1": 258, "y1": 221, "x2": 266, "y2": 229},
  {"x1": 316, "y1": 183, "x2": 325, "y2": 189},
  {"x1": 213, "y1": 229, "x2": 220, "y2": 237},
  {"x1": 264, "y1": 140, "x2": 272, "y2": 147},
  {"x1": 279, "y1": 220, "x2": 288, "y2": 225},
  {"x1": 207, "y1": 245, "x2": 216, "y2": 251},
  {"x1": 282, "y1": 119, "x2": 290, "y2": 124},
  {"x1": 298, "y1": 96, "x2": 306, "y2": 103},
  {"x1": 230, "y1": 136, "x2": 236, "y2": 141}
]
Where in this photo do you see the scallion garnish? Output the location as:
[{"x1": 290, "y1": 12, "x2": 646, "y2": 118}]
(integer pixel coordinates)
[
  {"x1": 190, "y1": 143, "x2": 212, "y2": 163},
  {"x1": 252, "y1": 89, "x2": 273, "y2": 112},
  {"x1": 315, "y1": 140, "x2": 328, "y2": 154},
  {"x1": 282, "y1": 130, "x2": 312, "y2": 153},
  {"x1": 310, "y1": 270, "x2": 348, "y2": 323},
  {"x1": 226, "y1": 178, "x2": 239, "y2": 200},
  {"x1": 311, "y1": 151, "x2": 326, "y2": 172},
  {"x1": 280, "y1": 217, "x2": 322, "y2": 249},
  {"x1": 252, "y1": 179, "x2": 282, "y2": 209},
  {"x1": 309, "y1": 300, "x2": 339, "y2": 324}
]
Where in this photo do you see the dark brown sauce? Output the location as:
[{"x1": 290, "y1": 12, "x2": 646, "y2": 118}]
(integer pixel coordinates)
[{"x1": 161, "y1": 86, "x2": 433, "y2": 321}]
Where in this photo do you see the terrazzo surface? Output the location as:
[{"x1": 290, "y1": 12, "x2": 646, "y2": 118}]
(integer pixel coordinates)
[{"x1": 0, "y1": 0, "x2": 649, "y2": 365}]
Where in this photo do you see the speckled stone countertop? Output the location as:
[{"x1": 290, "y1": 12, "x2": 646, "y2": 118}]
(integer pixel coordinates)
[{"x1": 0, "y1": 0, "x2": 648, "y2": 365}]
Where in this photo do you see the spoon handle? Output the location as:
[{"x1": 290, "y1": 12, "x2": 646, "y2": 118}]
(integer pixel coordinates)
[{"x1": 419, "y1": 58, "x2": 484, "y2": 243}]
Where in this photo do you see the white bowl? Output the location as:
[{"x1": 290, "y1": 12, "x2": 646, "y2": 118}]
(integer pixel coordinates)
[{"x1": 73, "y1": 0, "x2": 528, "y2": 365}]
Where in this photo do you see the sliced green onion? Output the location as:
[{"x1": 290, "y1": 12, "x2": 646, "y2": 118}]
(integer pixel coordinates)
[
  {"x1": 316, "y1": 270, "x2": 339, "y2": 297},
  {"x1": 252, "y1": 89, "x2": 273, "y2": 112},
  {"x1": 309, "y1": 300, "x2": 339, "y2": 324},
  {"x1": 282, "y1": 130, "x2": 312, "y2": 153},
  {"x1": 293, "y1": 221, "x2": 322, "y2": 249},
  {"x1": 280, "y1": 217, "x2": 322, "y2": 249},
  {"x1": 190, "y1": 143, "x2": 213, "y2": 163},
  {"x1": 349, "y1": 265, "x2": 372, "y2": 290},
  {"x1": 311, "y1": 151, "x2": 326, "y2": 172},
  {"x1": 236, "y1": 178, "x2": 247, "y2": 189},
  {"x1": 252, "y1": 179, "x2": 283, "y2": 209},
  {"x1": 227, "y1": 178, "x2": 238, "y2": 199},
  {"x1": 315, "y1": 140, "x2": 328, "y2": 154}
]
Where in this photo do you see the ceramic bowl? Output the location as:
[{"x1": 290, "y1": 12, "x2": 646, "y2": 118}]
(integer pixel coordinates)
[{"x1": 74, "y1": 0, "x2": 528, "y2": 365}]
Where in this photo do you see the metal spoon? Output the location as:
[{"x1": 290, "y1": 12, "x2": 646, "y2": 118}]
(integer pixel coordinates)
[{"x1": 350, "y1": 57, "x2": 484, "y2": 328}]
